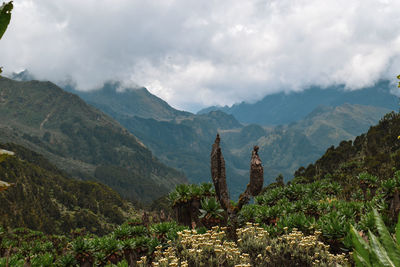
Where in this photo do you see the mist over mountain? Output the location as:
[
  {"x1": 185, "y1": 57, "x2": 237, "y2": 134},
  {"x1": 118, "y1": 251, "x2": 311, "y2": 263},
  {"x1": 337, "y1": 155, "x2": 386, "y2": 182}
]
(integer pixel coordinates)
[
  {"x1": 66, "y1": 81, "x2": 191, "y2": 121},
  {"x1": 70, "y1": 78, "x2": 396, "y2": 198},
  {"x1": 198, "y1": 81, "x2": 398, "y2": 125},
  {"x1": 221, "y1": 103, "x2": 392, "y2": 184}
]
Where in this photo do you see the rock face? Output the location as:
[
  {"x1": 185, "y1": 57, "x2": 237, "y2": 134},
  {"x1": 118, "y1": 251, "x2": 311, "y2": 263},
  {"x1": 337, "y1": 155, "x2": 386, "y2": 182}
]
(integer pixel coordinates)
[{"x1": 210, "y1": 134, "x2": 230, "y2": 211}]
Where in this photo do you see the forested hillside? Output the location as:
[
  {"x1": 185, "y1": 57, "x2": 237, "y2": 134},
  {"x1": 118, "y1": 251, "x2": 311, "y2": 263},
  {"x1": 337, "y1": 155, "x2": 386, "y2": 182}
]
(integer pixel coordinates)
[
  {"x1": 293, "y1": 111, "x2": 400, "y2": 183},
  {"x1": 0, "y1": 143, "x2": 137, "y2": 235},
  {"x1": 0, "y1": 77, "x2": 186, "y2": 203}
]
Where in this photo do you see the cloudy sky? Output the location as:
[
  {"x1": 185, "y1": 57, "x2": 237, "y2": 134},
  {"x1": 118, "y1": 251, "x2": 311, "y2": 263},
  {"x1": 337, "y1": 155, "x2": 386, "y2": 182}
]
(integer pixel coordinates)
[{"x1": 1, "y1": 0, "x2": 400, "y2": 111}]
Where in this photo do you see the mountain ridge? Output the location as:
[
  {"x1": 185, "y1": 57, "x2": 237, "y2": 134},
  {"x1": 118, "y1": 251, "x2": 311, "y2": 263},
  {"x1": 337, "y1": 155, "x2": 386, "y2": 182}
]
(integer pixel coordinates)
[
  {"x1": 198, "y1": 81, "x2": 398, "y2": 125},
  {"x1": 72, "y1": 79, "x2": 394, "y2": 198},
  {"x1": 0, "y1": 77, "x2": 187, "y2": 203}
]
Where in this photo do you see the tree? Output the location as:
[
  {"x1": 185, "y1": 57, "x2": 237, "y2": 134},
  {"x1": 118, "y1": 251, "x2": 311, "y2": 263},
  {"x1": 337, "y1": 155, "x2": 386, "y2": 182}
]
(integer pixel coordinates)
[
  {"x1": 210, "y1": 134, "x2": 263, "y2": 233},
  {"x1": 0, "y1": 1, "x2": 13, "y2": 75}
]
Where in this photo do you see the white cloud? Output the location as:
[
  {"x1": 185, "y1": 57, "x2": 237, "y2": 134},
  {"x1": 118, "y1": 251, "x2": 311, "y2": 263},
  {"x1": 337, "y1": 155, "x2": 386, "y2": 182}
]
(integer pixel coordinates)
[{"x1": 1, "y1": 0, "x2": 400, "y2": 111}]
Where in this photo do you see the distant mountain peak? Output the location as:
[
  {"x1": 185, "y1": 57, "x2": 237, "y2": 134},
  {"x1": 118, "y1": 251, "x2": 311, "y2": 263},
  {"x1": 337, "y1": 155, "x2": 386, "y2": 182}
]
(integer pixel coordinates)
[
  {"x1": 68, "y1": 81, "x2": 192, "y2": 121},
  {"x1": 10, "y1": 69, "x2": 35, "y2": 81},
  {"x1": 197, "y1": 80, "x2": 398, "y2": 126}
]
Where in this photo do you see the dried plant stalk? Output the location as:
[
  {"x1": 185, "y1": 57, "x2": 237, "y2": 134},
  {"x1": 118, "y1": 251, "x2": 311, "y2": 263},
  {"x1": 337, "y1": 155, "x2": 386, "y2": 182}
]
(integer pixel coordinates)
[{"x1": 210, "y1": 134, "x2": 231, "y2": 211}]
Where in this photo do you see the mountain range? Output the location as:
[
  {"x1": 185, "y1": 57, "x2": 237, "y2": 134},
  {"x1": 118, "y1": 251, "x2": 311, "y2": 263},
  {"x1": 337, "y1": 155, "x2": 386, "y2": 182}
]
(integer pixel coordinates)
[
  {"x1": 64, "y1": 78, "x2": 397, "y2": 197},
  {"x1": 0, "y1": 77, "x2": 186, "y2": 203},
  {"x1": 198, "y1": 81, "x2": 398, "y2": 125}
]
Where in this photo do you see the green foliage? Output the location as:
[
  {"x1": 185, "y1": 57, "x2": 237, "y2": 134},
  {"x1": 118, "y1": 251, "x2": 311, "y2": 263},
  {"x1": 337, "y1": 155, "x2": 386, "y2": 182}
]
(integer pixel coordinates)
[
  {"x1": 199, "y1": 197, "x2": 224, "y2": 220},
  {"x1": 237, "y1": 174, "x2": 399, "y2": 252},
  {"x1": 150, "y1": 221, "x2": 184, "y2": 241},
  {"x1": 168, "y1": 183, "x2": 215, "y2": 207},
  {"x1": 0, "y1": 1, "x2": 12, "y2": 75},
  {"x1": 0, "y1": 218, "x2": 187, "y2": 266},
  {"x1": 0, "y1": 1, "x2": 12, "y2": 40},
  {"x1": 350, "y1": 209, "x2": 400, "y2": 266},
  {"x1": 0, "y1": 78, "x2": 186, "y2": 203},
  {"x1": 0, "y1": 150, "x2": 135, "y2": 235}
]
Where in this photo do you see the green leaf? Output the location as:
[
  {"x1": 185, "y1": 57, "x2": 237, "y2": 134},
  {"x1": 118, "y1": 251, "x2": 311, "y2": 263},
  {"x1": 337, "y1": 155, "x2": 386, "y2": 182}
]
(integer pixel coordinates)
[
  {"x1": 353, "y1": 251, "x2": 372, "y2": 267},
  {"x1": 396, "y1": 212, "x2": 400, "y2": 246},
  {"x1": 373, "y1": 209, "x2": 400, "y2": 265},
  {"x1": 0, "y1": 1, "x2": 13, "y2": 40},
  {"x1": 368, "y1": 230, "x2": 396, "y2": 267},
  {"x1": 350, "y1": 225, "x2": 371, "y2": 266}
]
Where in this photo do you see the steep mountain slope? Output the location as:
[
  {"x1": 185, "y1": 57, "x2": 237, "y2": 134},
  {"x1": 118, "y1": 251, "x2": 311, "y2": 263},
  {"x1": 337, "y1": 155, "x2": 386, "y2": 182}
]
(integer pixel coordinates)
[
  {"x1": 0, "y1": 143, "x2": 136, "y2": 235},
  {"x1": 66, "y1": 81, "x2": 191, "y2": 121},
  {"x1": 293, "y1": 111, "x2": 400, "y2": 183},
  {"x1": 221, "y1": 104, "x2": 392, "y2": 184},
  {"x1": 114, "y1": 111, "x2": 245, "y2": 196},
  {"x1": 198, "y1": 81, "x2": 398, "y2": 125},
  {"x1": 0, "y1": 77, "x2": 186, "y2": 203},
  {"x1": 75, "y1": 79, "x2": 391, "y2": 198}
]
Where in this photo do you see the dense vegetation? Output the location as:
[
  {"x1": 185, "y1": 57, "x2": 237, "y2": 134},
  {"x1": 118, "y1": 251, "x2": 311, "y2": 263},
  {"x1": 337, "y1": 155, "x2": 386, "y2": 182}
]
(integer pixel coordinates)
[
  {"x1": 0, "y1": 144, "x2": 137, "y2": 235},
  {"x1": 0, "y1": 77, "x2": 186, "y2": 203},
  {"x1": 1, "y1": 110, "x2": 399, "y2": 266},
  {"x1": 1, "y1": 73, "x2": 400, "y2": 265},
  {"x1": 0, "y1": 220, "x2": 187, "y2": 267}
]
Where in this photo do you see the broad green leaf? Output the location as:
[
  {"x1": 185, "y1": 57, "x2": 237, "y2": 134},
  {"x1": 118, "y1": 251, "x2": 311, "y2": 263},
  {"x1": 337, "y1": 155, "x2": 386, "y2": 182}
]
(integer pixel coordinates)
[
  {"x1": 373, "y1": 209, "x2": 400, "y2": 265},
  {"x1": 350, "y1": 225, "x2": 371, "y2": 266},
  {"x1": 0, "y1": 1, "x2": 13, "y2": 40},
  {"x1": 396, "y1": 212, "x2": 400, "y2": 246},
  {"x1": 369, "y1": 230, "x2": 396, "y2": 267},
  {"x1": 354, "y1": 251, "x2": 372, "y2": 267}
]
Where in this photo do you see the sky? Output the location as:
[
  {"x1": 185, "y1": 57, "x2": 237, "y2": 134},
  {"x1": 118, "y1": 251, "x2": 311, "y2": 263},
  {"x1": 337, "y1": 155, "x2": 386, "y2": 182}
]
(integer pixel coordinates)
[{"x1": 1, "y1": 0, "x2": 400, "y2": 112}]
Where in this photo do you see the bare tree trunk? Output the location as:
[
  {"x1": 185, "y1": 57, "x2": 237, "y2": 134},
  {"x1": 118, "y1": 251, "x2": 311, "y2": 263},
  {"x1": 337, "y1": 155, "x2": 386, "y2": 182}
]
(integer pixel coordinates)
[
  {"x1": 391, "y1": 188, "x2": 400, "y2": 219},
  {"x1": 210, "y1": 134, "x2": 231, "y2": 211},
  {"x1": 237, "y1": 146, "x2": 264, "y2": 210}
]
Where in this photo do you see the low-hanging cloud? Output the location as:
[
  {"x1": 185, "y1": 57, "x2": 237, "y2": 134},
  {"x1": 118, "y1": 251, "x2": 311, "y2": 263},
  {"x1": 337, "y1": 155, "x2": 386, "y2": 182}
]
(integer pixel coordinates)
[{"x1": 1, "y1": 0, "x2": 400, "y2": 111}]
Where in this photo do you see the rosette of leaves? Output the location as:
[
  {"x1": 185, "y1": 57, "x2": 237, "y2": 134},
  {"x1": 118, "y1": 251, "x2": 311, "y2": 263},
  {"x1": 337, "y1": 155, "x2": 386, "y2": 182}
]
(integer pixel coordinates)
[
  {"x1": 168, "y1": 184, "x2": 191, "y2": 207},
  {"x1": 350, "y1": 209, "x2": 400, "y2": 266},
  {"x1": 129, "y1": 236, "x2": 159, "y2": 258},
  {"x1": 189, "y1": 184, "x2": 202, "y2": 200},
  {"x1": 113, "y1": 224, "x2": 133, "y2": 241},
  {"x1": 199, "y1": 197, "x2": 225, "y2": 228},
  {"x1": 0, "y1": 255, "x2": 24, "y2": 267},
  {"x1": 56, "y1": 253, "x2": 77, "y2": 267},
  {"x1": 30, "y1": 252, "x2": 54, "y2": 267},
  {"x1": 150, "y1": 221, "x2": 186, "y2": 243},
  {"x1": 358, "y1": 172, "x2": 380, "y2": 200},
  {"x1": 93, "y1": 236, "x2": 123, "y2": 265},
  {"x1": 317, "y1": 210, "x2": 354, "y2": 253},
  {"x1": 199, "y1": 182, "x2": 215, "y2": 197},
  {"x1": 71, "y1": 236, "x2": 94, "y2": 266}
]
